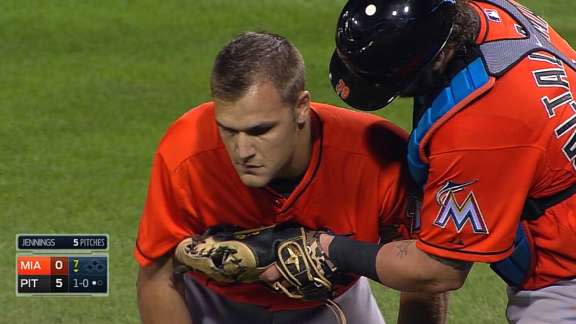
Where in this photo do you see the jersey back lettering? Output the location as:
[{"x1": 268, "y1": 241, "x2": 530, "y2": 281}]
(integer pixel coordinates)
[{"x1": 416, "y1": 1, "x2": 576, "y2": 290}]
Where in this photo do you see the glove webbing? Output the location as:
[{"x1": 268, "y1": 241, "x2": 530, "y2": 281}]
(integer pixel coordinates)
[{"x1": 273, "y1": 228, "x2": 346, "y2": 324}]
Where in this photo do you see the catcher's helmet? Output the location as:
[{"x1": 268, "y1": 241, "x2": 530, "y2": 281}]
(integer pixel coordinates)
[{"x1": 329, "y1": 0, "x2": 456, "y2": 110}]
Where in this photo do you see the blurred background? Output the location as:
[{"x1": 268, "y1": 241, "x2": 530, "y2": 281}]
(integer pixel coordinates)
[{"x1": 2, "y1": 0, "x2": 574, "y2": 322}]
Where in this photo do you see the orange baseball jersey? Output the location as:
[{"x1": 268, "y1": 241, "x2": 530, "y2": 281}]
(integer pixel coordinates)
[
  {"x1": 134, "y1": 101, "x2": 409, "y2": 310},
  {"x1": 415, "y1": 0, "x2": 576, "y2": 290}
]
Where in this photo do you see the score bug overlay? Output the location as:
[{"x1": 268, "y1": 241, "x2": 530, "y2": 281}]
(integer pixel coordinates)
[
  {"x1": 16, "y1": 234, "x2": 109, "y2": 296},
  {"x1": 17, "y1": 234, "x2": 109, "y2": 251}
]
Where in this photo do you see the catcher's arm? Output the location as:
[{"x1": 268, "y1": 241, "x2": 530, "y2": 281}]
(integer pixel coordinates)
[
  {"x1": 258, "y1": 232, "x2": 449, "y2": 323},
  {"x1": 327, "y1": 236, "x2": 470, "y2": 293},
  {"x1": 137, "y1": 255, "x2": 193, "y2": 324}
]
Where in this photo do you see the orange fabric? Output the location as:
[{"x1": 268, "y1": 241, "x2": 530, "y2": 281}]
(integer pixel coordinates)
[
  {"x1": 416, "y1": 1, "x2": 576, "y2": 290},
  {"x1": 17, "y1": 256, "x2": 51, "y2": 275},
  {"x1": 134, "y1": 102, "x2": 410, "y2": 310},
  {"x1": 470, "y1": 1, "x2": 526, "y2": 43},
  {"x1": 417, "y1": 77, "x2": 496, "y2": 165}
]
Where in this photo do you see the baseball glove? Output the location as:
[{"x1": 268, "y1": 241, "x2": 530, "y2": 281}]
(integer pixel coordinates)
[
  {"x1": 272, "y1": 227, "x2": 338, "y2": 300},
  {"x1": 173, "y1": 224, "x2": 338, "y2": 300}
]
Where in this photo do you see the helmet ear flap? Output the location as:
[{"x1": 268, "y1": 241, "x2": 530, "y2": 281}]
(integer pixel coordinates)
[
  {"x1": 329, "y1": 0, "x2": 457, "y2": 110},
  {"x1": 329, "y1": 51, "x2": 397, "y2": 111}
]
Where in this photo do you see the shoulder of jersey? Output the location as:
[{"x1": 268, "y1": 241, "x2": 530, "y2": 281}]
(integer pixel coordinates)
[
  {"x1": 311, "y1": 102, "x2": 408, "y2": 160},
  {"x1": 472, "y1": 1, "x2": 528, "y2": 43},
  {"x1": 156, "y1": 102, "x2": 222, "y2": 169},
  {"x1": 471, "y1": 2, "x2": 571, "y2": 116}
]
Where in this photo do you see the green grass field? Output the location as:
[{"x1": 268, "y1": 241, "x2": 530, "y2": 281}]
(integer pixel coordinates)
[{"x1": 1, "y1": 0, "x2": 574, "y2": 323}]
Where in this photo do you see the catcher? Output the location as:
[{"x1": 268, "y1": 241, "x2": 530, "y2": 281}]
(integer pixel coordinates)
[
  {"x1": 135, "y1": 31, "x2": 446, "y2": 324},
  {"x1": 312, "y1": 0, "x2": 576, "y2": 323}
]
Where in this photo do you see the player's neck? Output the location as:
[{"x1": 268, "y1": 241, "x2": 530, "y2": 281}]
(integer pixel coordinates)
[{"x1": 277, "y1": 116, "x2": 312, "y2": 179}]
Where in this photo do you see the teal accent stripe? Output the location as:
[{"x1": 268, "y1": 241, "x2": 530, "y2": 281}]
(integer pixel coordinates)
[{"x1": 407, "y1": 58, "x2": 490, "y2": 185}]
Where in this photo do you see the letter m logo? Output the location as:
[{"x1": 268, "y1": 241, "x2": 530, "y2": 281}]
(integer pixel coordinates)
[{"x1": 434, "y1": 191, "x2": 489, "y2": 234}]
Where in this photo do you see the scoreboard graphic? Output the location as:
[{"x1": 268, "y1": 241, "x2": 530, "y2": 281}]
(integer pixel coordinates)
[{"x1": 16, "y1": 234, "x2": 109, "y2": 296}]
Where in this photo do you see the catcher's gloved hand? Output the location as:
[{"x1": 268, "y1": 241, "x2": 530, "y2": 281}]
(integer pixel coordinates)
[{"x1": 174, "y1": 224, "x2": 338, "y2": 301}]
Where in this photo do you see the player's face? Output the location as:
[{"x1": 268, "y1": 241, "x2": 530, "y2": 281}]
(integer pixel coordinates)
[
  {"x1": 215, "y1": 81, "x2": 309, "y2": 187},
  {"x1": 400, "y1": 47, "x2": 456, "y2": 97}
]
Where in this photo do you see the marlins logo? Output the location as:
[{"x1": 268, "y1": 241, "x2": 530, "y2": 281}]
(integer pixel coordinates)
[
  {"x1": 433, "y1": 180, "x2": 489, "y2": 234},
  {"x1": 334, "y1": 79, "x2": 350, "y2": 100}
]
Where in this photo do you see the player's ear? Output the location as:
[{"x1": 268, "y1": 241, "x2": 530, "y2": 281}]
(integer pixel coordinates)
[{"x1": 295, "y1": 91, "x2": 310, "y2": 127}]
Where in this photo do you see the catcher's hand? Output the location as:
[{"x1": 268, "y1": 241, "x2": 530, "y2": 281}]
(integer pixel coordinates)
[{"x1": 174, "y1": 224, "x2": 339, "y2": 301}]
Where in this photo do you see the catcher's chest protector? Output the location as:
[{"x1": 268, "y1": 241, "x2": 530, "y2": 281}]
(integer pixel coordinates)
[{"x1": 407, "y1": 0, "x2": 576, "y2": 288}]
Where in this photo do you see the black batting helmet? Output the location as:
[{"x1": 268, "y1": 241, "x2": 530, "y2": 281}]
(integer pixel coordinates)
[{"x1": 329, "y1": 0, "x2": 457, "y2": 110}]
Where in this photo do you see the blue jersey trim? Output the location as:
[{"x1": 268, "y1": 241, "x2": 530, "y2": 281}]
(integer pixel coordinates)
[{"x1": 407, "y1": 58, "x2": 490, "y2": 185}]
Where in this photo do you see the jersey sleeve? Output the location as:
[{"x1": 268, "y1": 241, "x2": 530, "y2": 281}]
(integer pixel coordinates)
[
  {"x1": 134, "y1": 153, "x2": 199, "y2": 267},
  {"x1": 415, "y1": 147, "x2": 543, "y2": 263}
]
